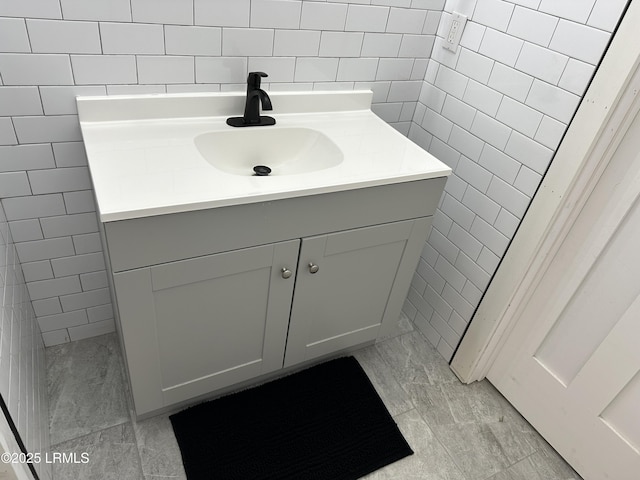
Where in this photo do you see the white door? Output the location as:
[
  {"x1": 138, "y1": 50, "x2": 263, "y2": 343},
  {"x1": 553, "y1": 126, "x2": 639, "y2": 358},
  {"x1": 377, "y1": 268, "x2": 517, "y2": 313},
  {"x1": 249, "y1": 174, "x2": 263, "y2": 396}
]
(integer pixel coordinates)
[{"x1": 487, "y1": 105, "x2": 640, "y2": 479}]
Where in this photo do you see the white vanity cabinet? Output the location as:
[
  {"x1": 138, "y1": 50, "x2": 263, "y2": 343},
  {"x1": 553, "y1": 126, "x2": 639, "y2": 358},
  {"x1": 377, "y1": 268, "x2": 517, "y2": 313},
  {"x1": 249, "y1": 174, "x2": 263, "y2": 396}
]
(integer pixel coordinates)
[
  {"x1": 77, "y1": 90, "x2": 452, "y2": 418},
  {"x1": 102, "y1": 179, "x2": 446, "y2": 417}
]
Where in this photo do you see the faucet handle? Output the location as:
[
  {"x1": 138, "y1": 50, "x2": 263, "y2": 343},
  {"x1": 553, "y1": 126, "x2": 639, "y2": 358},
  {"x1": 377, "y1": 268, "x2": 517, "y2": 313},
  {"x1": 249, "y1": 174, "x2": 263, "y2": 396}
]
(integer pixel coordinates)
[{"x1": 247, "y1": 72, "x2": 268, "y2": 88}]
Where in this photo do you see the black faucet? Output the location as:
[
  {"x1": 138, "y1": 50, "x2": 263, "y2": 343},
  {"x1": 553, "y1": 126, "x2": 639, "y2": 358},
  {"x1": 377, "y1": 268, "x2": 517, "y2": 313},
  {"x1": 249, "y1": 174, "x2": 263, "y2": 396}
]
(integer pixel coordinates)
[{"x1": 226, "y1": 72, "x2": 276, "y2": 127}]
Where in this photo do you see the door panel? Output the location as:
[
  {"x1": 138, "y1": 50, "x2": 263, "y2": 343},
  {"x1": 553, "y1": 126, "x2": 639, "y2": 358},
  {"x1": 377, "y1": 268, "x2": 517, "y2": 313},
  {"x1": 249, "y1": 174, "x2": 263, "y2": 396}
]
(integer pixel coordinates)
[
  {"x1": 284, "y1": 220, "x2": 417, "y2": 367},
  {"x1": 153, "y1": 266, "x2": 271, "y2": 390},
  {"x1": 601, "y1": 372, "x2": 640, "y2": 452},
  {"x1": 113, "y1": 240, "x2": 299, "y2": 415},
  {"x1": 534, "y1": 199, "x2": 640, "y2": 385}
]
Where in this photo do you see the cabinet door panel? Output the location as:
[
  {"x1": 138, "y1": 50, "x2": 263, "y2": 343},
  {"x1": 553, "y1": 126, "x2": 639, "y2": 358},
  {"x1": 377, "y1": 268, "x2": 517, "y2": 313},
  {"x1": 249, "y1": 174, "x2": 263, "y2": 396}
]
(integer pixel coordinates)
[
  {"x1": 153, "y1": 267, "x2": 270, "y2": 390},
  {"x1": 284, "y1": 219, "x2": 423, "y2": 367},
  {"x1": 113, "y1": 240, "x2": 299, "y2": 415}
]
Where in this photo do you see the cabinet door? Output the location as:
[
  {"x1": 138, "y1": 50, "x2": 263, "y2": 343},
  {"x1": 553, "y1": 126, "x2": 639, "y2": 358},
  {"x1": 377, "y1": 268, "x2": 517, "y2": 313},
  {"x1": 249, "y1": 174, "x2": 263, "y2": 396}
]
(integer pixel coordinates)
[
  {"x1": 113, "y1": 240, "x2": 299, "y2": 415},
  {"x1": 283, "y1": 218, "x2": 429, "y2": 367}
]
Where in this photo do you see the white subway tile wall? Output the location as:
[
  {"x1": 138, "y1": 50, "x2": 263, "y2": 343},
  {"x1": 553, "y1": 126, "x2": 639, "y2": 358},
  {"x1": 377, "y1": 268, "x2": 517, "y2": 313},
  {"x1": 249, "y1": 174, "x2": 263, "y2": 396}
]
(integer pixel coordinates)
[
  {"x1": 0, "y1": 203, "x2": 52, "y2": 479},
  {"x1": 405, "y1": 0, "x2": 628, "y2": 360},
  {"x1": 0, "y1": 0, "x2": 630, "y2": 369},
  {"x1": 0, "y1": 0, "x2": 441, "y2": 347}
]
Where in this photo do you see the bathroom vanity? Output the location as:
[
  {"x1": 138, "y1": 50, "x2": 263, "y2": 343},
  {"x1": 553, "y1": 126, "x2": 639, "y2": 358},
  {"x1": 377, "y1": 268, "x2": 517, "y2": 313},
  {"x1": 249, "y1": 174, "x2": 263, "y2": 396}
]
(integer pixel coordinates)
[{"x1": 77, "y1": 90, "x2": 450, "y2": 417}]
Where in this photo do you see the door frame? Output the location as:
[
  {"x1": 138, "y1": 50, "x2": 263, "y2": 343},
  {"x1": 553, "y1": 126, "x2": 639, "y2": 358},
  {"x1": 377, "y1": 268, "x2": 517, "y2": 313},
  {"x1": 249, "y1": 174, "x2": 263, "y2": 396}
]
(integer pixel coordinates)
[{"x1": 451, "y1": 0, "x2": 640, "y2": 383}]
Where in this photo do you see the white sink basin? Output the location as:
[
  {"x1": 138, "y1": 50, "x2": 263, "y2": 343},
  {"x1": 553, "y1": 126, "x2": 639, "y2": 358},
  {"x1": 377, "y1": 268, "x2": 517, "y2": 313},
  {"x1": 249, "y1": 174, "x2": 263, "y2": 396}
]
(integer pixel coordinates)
[{"x1": 194, "y1": 127, "x2": 343, "y2": 176}]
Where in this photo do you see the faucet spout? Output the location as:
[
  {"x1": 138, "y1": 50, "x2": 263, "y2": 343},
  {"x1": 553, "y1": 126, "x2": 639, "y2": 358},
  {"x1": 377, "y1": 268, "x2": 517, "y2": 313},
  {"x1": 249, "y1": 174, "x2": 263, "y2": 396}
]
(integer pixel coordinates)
[
  {"x1": 258, "y1": 89, "x2": 272, "y2": 111},
  {"x1": 226, "y1": 72, "x2": 276, "y2": 127}
]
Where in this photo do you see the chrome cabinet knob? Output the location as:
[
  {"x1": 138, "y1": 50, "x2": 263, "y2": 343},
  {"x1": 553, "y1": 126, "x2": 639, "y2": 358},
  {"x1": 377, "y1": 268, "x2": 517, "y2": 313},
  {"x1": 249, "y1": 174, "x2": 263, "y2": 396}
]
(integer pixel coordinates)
[
  {"x1": 308, "y1": 263, "x2": 319, "y2": 274},
  {"x1": 281, "y1": 268, "x2": 292, "y2": 279}
]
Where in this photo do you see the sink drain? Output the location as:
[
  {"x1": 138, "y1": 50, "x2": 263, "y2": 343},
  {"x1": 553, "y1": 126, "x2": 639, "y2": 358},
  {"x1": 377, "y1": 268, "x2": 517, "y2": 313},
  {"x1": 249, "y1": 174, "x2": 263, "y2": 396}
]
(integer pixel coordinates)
[{"x1": 253, "y1": 165, "x2": 272, "y2": 176}]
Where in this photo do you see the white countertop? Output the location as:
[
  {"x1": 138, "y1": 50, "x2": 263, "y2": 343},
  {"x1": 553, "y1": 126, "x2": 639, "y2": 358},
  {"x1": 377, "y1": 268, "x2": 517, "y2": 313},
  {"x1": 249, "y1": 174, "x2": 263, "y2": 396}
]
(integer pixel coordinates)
[{"x1": 77, "y1": 91, "x2": 451, "y2": 222}]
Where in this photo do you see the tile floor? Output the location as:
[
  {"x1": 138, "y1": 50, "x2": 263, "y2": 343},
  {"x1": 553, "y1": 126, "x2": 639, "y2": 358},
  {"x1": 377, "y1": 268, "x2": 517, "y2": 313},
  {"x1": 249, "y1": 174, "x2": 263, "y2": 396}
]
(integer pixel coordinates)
[{"x1": 46, "y1": 319, "x2": 582, "y2": 480}]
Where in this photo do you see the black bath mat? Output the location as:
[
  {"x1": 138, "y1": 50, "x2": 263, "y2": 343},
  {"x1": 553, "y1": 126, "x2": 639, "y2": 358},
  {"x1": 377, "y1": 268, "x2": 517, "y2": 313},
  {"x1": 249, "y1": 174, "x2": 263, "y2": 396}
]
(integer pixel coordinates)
[{"x1": 169, "y1": 356, "x2": 413, "y2": 480}]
